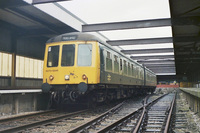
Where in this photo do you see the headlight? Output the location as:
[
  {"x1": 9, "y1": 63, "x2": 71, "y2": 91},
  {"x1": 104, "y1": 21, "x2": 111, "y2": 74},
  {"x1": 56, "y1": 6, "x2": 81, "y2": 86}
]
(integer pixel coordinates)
[
  {"x1": 65, "y1": 75, "x2": 70, "y2": 80},
  {"x1": 49, "y1": 75, "x2": 54, "y2": 81},
  {"x1": 82, "y1": 74, "x2": 87, "y2": 80}
]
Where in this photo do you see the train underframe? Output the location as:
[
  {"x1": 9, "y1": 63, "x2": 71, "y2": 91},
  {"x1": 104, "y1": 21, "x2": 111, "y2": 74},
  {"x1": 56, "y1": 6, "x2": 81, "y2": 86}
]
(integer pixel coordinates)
[{"x1": 45, "y1": 83, "x2": 156, "y2": 108}]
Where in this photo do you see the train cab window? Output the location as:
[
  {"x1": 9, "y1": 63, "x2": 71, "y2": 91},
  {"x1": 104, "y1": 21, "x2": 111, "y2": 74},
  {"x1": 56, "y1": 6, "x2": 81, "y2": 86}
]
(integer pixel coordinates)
[
  {"x1": 78, "y1": 44, "x2": 92, "y2": 66},
  {"x1": 114, "y1": 55, "x2": 119, "y2": 73},
  {"x1": 106, "y1": 51, "x2": 112, "y2": 71},
  {"x1": 61, "y1": 44, "x2": 75, "y2": 66},
  {"x1": 123, "y1": 60, "x2": 127, "y2": 75},
  {"x1": 47, "y1": 46, "x2": 59, "y2": 67}
]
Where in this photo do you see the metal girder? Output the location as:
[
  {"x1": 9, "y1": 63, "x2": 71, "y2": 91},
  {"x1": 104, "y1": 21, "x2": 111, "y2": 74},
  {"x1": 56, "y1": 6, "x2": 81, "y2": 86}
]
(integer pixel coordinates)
[
  {"x1": 152, "y1": 70, "x2": 176, "y2": 73},
  {"x1": 149, "y1": 67, "x2": 176, "y2": 70},
  {"x1": 0, "y1": 20, "x2": 25, "y2": 34},
  {"x1": 82, "y1": 18, "x2": 171, "y2": 32},
  {"x1": 121, "y1": 48, "x2": 174, "y2": 54},
  {"x1": 0, "y1": 0, "x2": 27, "y2": 8},
  {"x1": 7, "y1": 8, "x2": 59, "y2": 34},
  {"x1": 147, "y1": 67, "x2": 176, "y2": 70},
  {"x1": 107, "y1": 37, "x2": 172, "y2": 46},
  {"x1": 82, "y1": 16, "x2": 200, "y2": 32},
  {"x1": 145, "y1": 64, "x2": 175, "y2": 67},
  {"x1": 107, "y1": 36, "x2": 200, "y2": 46},
  {"x1": 32, "y1": 0, "x2": 71, "y2": 4},
  {"x1": 0, "y1": 20, "x2": 55, "y2": 38},
  {"x1": 131, "y1": 55, "x2": 174, "y2": 60},
  {"x1": 137, "y1": 60, "x2": 175, "y2": 64}
]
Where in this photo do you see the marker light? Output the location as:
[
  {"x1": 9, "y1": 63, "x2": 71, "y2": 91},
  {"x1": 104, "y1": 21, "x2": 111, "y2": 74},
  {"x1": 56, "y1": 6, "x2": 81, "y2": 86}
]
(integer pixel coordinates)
[
  {"x1": 65, "y1": 75, "x2": 70, "y2": 80},
  {"x1": 49, "y1": 75, "x2": 54, "y2": 81},
  {"x1": 82, "y1": 74, "x2": 87, "y2": 80}
]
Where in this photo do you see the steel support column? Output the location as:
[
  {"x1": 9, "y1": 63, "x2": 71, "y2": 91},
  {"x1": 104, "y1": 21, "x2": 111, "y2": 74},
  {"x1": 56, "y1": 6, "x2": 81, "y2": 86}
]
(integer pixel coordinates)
[{"x1": 11, "y1": 35, "x2": 17, "y2": 87}]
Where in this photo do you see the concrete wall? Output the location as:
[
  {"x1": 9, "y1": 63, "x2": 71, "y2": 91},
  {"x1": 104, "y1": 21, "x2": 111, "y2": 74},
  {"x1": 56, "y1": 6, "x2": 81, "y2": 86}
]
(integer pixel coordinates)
[
  {"x1": 0, "y1": 77, "x2": 42, "y2": 87},
  {"x1": 180, "y1": 88, "x2": 200, "y2": 116},
  {"x1": 0, "y1": 93, "x2": 49, "y2": 116},
  {"x1": 16, "y1": 78, "x2": 42, "y2": 87},
  {"x1": 0, "y1": 77, "x2": 10, "y2": 87}
]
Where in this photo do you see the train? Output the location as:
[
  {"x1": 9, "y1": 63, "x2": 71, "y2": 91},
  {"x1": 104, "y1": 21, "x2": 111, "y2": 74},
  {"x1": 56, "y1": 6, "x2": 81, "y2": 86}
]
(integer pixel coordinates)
[{"x1": 41, "y1": 32, "x2": 157, "y2": 107}]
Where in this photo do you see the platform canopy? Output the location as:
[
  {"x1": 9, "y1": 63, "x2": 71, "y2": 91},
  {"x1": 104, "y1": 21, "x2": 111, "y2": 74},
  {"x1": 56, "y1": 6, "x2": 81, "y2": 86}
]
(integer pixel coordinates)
[
  {"x1": 29, "y1": 0, "x2": 175, "y2": 75},
  {"x1": 4, "y1": 0, "x2": 200, "y2": 78},
  {"x1": 51, "y1": 0, "x2": 199, "y2": 77}
]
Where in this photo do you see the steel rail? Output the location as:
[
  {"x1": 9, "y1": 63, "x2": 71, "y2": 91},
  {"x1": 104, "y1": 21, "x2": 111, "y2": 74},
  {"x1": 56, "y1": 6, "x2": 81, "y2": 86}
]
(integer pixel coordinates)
[
  {"x1": 0, "y1": 109, "x2": 88, "y2": 133},
  {"x1": 133, "y1": 107, "x2": 145, "y2": 133},
  {"x1": 0, "y1": 110, "x2": 55, "y2": 123},
  {"x1": 164, "y1": 94, "x2": 176, "y2": 133},
  {"x1": 97, "y1": 94, "x2": 167, "y2": 133},
  {"x1": 68, "y1": 101, "x2": 125, "y2": 133}
]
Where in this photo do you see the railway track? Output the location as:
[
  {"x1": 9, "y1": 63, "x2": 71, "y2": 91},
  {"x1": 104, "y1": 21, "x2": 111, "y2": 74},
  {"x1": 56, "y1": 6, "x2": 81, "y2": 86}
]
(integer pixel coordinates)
[
  {"x1": 69, "y1": 93, "x2": 175, "y2": 133},
  {"x1": 0, "y1": 99, "x2": 129, "y2": 132},
  {"x1": 0, "y1": 109, "x2": 88, "y2": 133},
  {"x1": 0, "y1": 94, "x2": 162, "y2": 133}
]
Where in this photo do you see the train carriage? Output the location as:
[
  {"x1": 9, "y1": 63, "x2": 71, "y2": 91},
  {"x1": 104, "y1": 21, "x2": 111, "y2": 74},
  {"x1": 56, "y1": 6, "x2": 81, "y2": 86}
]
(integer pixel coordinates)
[{"x1": 42, "y1": 32, "x2": 156, "y2": 105}]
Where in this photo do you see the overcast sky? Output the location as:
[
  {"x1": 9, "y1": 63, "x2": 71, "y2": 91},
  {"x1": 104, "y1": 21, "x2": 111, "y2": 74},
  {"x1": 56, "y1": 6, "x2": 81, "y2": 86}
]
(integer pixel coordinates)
[{"x1": 59, "y1": 0, "x2": 173, "y2": 52}]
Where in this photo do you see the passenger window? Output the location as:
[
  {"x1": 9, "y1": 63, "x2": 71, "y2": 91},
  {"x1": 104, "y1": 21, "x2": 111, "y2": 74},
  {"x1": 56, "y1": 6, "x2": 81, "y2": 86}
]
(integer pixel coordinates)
[
  {"x1": 61, "y1": 44, "x2": 75, "y2": 66},
  {"x1": 77, "y1": 44, "x2": 92, "y2": 66},
  {"x1": 106, "y1": 51, "x2": 112, "y2": 71},
  {"x1": 131, "y1": 64, "x2": 134, "y2": 77},
  {"x1": 47, "y1": 45, "x2": 59, "y2": 67},
  {"x1": 128, "y1": 62, "x2": 131, "y2": 76},
  {"x1": 120, "y1": 59, "x2": 122, "y2": 71},
  {"x1": 123, "y1": 60, "x2": 127, "y2": 75},
  {"x1": 114, "y1": 55, "x2": 119, "y2": 73}
]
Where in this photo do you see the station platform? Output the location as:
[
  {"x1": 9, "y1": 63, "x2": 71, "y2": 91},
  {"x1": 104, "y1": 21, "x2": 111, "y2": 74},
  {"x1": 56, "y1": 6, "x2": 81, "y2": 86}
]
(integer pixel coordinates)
[
  {"x1": 180, "y1": 87, "x2": 200, "y2": 98},
  {"x1": 0, "y1": 89, "x2": 42, "y2": 94}
]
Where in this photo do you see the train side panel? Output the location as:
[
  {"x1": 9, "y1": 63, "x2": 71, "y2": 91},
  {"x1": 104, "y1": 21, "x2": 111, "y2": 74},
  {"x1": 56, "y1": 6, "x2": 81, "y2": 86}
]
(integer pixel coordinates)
[{"x1": 99, "y1": 44, "x2": 144, "y2": 86}]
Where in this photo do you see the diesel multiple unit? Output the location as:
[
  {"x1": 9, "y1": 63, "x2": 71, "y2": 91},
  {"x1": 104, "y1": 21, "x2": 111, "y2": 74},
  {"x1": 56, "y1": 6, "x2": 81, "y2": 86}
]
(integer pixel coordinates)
[{"x1": 42, "y1": 32, "x2": 157, "y2": 106}]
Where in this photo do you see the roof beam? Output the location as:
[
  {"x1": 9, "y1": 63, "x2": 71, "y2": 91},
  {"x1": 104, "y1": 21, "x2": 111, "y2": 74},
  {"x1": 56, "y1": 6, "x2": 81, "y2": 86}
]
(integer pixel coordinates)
[
  {"x1": 153, "y1": 70, "x2": 176, "y2": 73},
  {"x1": 0, "y1": 20, "x2": 25, "y2": 34},
  {"x1": 107, "y1": 37, "x2": 172, "y2": 46},
  {"x1": 147, "y1": 67, "x2": 176, "y2": 70},
  {"x1": 131, "y1": 55, "x2": 174, "y2": 60},
  {"x1": 137, "y1": 60, "x2": 175, "y2": 64},
  {"x1": 0, "y1": 0, "x2": 27, "y2": 8},
  {"x1": 121, "y1": 48, "x2": 174, "y2": 54},
  {"x1": 145, "y1": 64, "x2": 175, "y2": 67},
  {"x1": 149, "y1": 67, "x2": 176, "y2": 70},
  {"x1": 82, "y1": 16, "x2": 200, "y2": 32},
  {"x1": 82, "y1": 18, "x2": 171, "y2": 32},
  {"x1": 7, "y1": 8, "x2": 59, "y2": 34},
  {"x1": 32, "y1": 0, "x2": 71, "y2": 4},
  {"x1": 107, "y1": 36, "x2": 200, "y2": 46}
]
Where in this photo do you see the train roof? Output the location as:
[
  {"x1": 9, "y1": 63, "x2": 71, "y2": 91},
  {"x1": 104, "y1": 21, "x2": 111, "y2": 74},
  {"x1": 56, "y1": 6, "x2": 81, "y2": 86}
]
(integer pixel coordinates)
[
  {"x1": 46, "y1": 32, "x2": 105, "y2": 44},
  {"x1": 46, "y1": 32, "x2": 155, "y2": 76}
]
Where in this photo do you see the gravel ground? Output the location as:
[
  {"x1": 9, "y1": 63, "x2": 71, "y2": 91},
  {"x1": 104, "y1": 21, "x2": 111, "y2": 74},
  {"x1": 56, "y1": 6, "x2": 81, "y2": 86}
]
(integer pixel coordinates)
[
  {"x1": 0, "y1": 110, "x2": 45, "y2": 119},
  {"x1": 174, "y1": 91, "x2": 200, "y2": 133}
]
